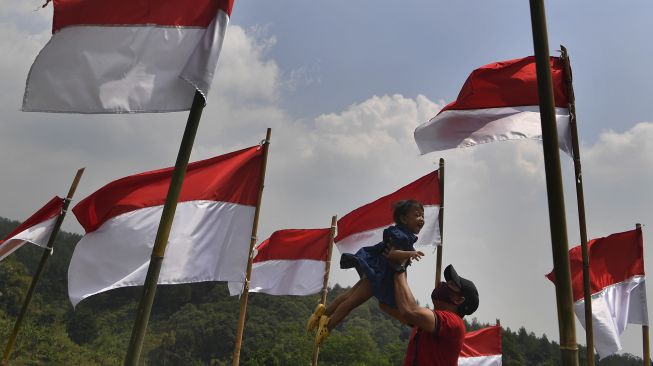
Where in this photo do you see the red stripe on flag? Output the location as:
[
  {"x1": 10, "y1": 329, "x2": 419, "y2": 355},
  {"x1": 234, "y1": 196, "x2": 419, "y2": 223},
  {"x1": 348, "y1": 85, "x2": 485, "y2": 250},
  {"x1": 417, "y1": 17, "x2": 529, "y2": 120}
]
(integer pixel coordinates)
[
  {"x1": 460, "y1": 325, "x2": 502, "y2": 357},
  {"x1": 546, "y1": 228, "x2": 644, "y2": 302},
  {"x1": 73, "y1": 145, "x2": 263, "y2": 234},
  {"x1": 439, "y1": 56, "x2": 569, "y2": 113},
  {"x1": 52, "y1": 0, "x2": 234, "y2": 32},
  {"x1": 335, "y1": 171, "x2": 440, "y2": 242},
  {"x1": 254, "y1": 229, "x2": 331, "y2": 262}
]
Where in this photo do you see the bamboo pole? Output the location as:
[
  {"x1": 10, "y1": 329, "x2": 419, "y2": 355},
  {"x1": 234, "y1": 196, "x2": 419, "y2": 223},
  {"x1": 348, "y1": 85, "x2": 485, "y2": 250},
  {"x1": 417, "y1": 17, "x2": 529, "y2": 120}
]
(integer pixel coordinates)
[
  {"x1": 560, "y1": 45, "x2": 595, "y2": 366},
  {"x1": 435, "y1": 159, "x2": 445, "y2": 286},
  {"x1": 2, "y1": 168, "x2": 85, "y2": 365},
  {"x1": 638, "y1": 223, "x2": 650, "y2": 366},
  {"x1": 311, "y1": 215, "x2": 338, "y2": 366},
  {"x1": 232, "y1": 128, "x2": 272, "y2": 366},
  {"x1": 528, "y1": 2, "x2": 579, "y2": 365},
  {"x1": 124, "y1": 91, "x2": 206, "y2": 365}
]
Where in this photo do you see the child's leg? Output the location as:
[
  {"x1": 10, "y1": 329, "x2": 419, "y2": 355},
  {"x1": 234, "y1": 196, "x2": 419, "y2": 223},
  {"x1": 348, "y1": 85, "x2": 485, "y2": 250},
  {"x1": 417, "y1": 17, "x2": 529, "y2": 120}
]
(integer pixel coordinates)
[
  {"x1": 308, "y1": 280, "x2": 365, "y2": 333},
  {"x1": 378, "y1": 303, "x2": 409, "y2": 325},
  {"x1": 325, "y1": 279, "x2": 363, "y2": 316},
  {"x1": 326, "y1": 278, "x2": 373, "y2": 330}
]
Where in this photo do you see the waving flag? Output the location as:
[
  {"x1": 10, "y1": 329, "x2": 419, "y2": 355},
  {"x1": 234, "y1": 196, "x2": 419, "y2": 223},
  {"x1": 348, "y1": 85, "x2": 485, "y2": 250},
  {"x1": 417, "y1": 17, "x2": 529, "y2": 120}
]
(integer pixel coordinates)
[
  {"x1": 0, "y1": 197, "x2": 63, "y2": 261},
  {"x1": 546, "y1": 228, "x2": 647, "y2": 358},
  {"x1": 23, "y1": 0, "x2": 234, "y2": 113},
  {"x1": 459, "y1": 325, "x2": 502, "y2": 366},
  {"x1": 414, "y1": 56, "x2": 572, "y2": 155},
  {"x1": 335, "y1": 171, "x2": 440, "y2": 255},
  {"x1": 68, "y1": 145, "x2": 263, "y2": 306},
  {"x1": 229, "y1": 228, "x2": 332, "y2": 296}
]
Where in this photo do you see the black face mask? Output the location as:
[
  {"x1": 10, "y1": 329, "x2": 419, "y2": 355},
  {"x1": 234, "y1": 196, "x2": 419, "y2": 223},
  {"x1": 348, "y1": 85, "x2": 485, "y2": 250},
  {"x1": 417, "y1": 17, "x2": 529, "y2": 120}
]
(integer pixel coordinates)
[{"x1": 431, "y1": 281, "x2": 461, "y2": 305}]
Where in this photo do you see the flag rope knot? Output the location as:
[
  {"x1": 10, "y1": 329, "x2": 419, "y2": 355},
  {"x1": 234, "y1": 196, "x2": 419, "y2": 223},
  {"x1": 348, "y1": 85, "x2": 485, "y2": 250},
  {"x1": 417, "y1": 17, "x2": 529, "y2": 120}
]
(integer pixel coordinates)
[
  {"x1": 46, "y1": 246, "x2": 54, "y2": 256},
  {"x1": 60, "y1": 197, "x2": 71, "y2": 214},
  {"x1": 257, "y1": 139, "x2": 270, "y2": 150}
]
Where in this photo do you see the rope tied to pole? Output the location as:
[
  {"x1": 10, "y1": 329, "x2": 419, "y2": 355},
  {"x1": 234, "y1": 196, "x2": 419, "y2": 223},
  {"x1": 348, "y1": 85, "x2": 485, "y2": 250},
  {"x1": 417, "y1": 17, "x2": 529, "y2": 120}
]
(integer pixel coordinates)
[{"x1": 258, "y1": 139, "x2": 270, "y2": 149}]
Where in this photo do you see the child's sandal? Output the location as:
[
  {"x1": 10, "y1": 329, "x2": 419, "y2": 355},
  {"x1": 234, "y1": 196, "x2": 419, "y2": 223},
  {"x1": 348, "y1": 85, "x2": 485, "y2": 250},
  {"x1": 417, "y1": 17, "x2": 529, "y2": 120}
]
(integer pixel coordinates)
[
  {"x1": 306, "y1": 303, "x2": 326, "y2": 332},
  {"x1": 315, "y1": 315, "x2": 331, "y2": 347}
]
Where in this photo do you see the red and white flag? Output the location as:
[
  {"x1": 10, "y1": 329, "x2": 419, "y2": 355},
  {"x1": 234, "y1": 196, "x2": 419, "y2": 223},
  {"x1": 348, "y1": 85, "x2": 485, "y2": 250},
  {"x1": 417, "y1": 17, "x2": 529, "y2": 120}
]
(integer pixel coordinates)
[
  {"x1": 546, "y1": 228, "x2": 648, "y2": 358},
  {"x1": 228, "y1": 228, "x2": 332, "y2": 296},
  {"x1": 335, "y1": 171, "x2": 440, "y2": 255},
  {"x1": 68, "y1": 145, "x2": 263, "y2": 306},
  {"x1": 459, "y1": 325, "x2": 502, "y2": 366},
  {"x1": 414, "y1": 56, "x2": 572, "y2": 155},
  {"x1": 0, "y1": 197, "x2": 63, "y2": 261},
  {"x1": 23, "y1": 0, "x2": 234, "y2": 113}
]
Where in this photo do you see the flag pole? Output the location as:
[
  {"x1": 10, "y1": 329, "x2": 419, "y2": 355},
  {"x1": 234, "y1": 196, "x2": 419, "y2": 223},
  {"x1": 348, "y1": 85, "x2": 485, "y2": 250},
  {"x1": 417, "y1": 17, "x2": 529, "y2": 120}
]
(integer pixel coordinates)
[
  {"x1": 124, "y1": 91, "x2": 207, "y2": 365},
  {"x1": 638, "y1": 223, "x2": 650, "y2": 366},
  {"x1": 311, "y1": 215, "x2": 338, "y2": 366},
  {"x1": 435, "y1": 158, "x2": 445, "y2": 285},
  {"x1": 232, "y1": 128, "x2": 272, "y2": 366},
  {"x1": 560, "y1": 45, "x2": 595, "y2": 366},
  {"x1": 2, "y1": 167, "x2": 85, "y2": 365},
  {"x1": 528, "y1": 1, "x2": 579, "y2": 365}
]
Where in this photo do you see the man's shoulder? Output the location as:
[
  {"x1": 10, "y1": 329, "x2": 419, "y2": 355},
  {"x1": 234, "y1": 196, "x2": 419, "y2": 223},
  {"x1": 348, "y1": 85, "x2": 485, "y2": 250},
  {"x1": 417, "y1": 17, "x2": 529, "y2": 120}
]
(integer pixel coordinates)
[{"x1": 433, "y1": 310, "x2": 465, "y2": 336}]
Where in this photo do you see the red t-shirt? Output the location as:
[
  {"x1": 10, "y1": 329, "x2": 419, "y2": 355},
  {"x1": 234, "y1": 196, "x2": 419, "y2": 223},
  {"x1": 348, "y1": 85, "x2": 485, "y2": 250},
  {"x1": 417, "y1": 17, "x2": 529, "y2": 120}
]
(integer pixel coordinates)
[{"x1": 403, "y1": 310, "x2": 466, "y2": 366}]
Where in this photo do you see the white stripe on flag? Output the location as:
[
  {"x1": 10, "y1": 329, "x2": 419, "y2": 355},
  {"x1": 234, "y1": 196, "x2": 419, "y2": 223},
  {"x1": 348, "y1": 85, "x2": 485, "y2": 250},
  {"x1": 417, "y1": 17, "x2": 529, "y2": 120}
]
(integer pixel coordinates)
[
  {"x1": 415, "y1": 106, "x2": 572, "y2": 155},
  {"x1": 336, "y1": 204, "x2": 439, "y2": 254},
  {"x1": 0, "y1": 216, "x2": 58, "y2": 261},
  {"x1": 23, "y1": 12, "x2": 229, "y2": 113},
  {"x1": 229, "y1": 259, "x2": 326, "y2": 296},
  {"x1": 458, "y1": 355, "x2": 502, "y2": 366},
  {"x1": 68, "y1": 200, "x2": 254, "y2": 306},
  {"x1": 574, "y1": 276, "x2": 648, "y2": 358}
]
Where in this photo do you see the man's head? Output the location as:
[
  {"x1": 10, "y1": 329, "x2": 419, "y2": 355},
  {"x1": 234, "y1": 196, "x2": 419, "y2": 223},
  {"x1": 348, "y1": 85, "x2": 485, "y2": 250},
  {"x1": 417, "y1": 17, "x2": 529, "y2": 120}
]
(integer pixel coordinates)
[{"x1": 431, "y1": 265, "x2": 479, "y2": 317}]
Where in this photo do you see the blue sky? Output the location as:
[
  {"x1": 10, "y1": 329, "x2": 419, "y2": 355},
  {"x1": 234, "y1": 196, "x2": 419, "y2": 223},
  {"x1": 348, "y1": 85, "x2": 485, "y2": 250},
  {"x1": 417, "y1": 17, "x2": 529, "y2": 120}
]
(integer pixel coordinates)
[
  {"x1": 1, "y1": 0, "x2": 652, "y2": 359},
  {"x1": 233, "y1": 1, "x2": 653, "y2": 141}
]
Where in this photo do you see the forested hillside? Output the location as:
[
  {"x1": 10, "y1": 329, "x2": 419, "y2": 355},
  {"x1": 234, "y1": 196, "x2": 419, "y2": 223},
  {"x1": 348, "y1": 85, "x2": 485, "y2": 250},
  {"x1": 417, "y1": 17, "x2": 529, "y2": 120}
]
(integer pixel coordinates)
[{"x1": 0, "y1": 217, "x2": 643, "y2": 365}]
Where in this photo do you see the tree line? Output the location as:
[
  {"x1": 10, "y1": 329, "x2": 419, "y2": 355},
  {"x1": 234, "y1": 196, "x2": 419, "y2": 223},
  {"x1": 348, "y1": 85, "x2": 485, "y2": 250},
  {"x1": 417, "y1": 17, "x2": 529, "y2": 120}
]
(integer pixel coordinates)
[{"x1": 0, "y1": 217, "x2": 642, "y2": 365}]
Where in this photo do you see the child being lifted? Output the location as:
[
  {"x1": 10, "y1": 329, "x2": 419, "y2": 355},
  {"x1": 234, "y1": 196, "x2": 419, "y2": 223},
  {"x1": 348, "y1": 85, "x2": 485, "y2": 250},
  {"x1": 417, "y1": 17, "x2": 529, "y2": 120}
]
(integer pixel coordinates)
[{"x1": 306, "y1": 199, "x2": 426, "y2": 346}]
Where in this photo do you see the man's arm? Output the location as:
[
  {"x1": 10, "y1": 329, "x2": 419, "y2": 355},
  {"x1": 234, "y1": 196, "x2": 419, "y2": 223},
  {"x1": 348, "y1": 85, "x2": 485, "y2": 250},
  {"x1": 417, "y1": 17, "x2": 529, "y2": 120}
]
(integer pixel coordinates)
[{"x1": 394, "y1": 271, "x2": 437, "y2": 332}]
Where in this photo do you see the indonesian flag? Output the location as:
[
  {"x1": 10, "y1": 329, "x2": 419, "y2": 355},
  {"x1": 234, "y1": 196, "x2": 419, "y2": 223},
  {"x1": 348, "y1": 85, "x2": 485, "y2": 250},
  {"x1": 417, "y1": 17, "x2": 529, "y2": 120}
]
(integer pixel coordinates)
[
  {"x1": 228, "y1": 228, "x2": 332, "y2": 296},
  {"x1": 335, "y1": 171, "x2": 440, "y2": 255},
  {"x1": 459, "y1": 325, "x2": 502, "y2": 366},
  {"x1": 23, "y1": 0, "x2": 234, "y2": 113},
  {"x1": 546, "y1": 228, "x2": 648, "y2": 358},
  {"x1": 414, "y1": 56, "x2": 572, "y2": 155},
  {"x1": 0, "y1": 197, "x2": 63, "y2": 261},
  {"x1": 68, "y1": 145, "x2": 263, "y2": 306}
]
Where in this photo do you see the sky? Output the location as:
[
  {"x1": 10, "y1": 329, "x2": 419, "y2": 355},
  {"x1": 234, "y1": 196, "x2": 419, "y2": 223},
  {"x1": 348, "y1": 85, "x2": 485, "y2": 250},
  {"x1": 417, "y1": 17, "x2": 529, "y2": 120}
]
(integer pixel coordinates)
[{"x1": 2, "y1": 0, "x2": 653, "y2": 359}]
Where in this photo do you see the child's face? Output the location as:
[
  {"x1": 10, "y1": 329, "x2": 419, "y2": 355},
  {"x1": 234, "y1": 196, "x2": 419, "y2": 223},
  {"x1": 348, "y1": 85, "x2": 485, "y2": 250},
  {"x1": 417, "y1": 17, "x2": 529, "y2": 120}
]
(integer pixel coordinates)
[{"x1": 400, "y1": 206, "x2": 425, "y2": 234}]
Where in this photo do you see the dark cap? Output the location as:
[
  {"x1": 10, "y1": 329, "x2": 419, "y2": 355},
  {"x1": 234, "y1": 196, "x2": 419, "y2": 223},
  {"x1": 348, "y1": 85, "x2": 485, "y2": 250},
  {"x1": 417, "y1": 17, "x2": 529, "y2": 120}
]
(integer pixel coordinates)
[{"x1": 444, "y1": 264, "x2": 479, "y2": 316}]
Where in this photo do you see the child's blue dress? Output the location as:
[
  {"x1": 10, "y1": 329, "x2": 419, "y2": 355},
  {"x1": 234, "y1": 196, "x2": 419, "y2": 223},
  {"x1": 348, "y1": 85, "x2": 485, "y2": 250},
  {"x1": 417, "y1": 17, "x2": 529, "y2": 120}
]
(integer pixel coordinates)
[{"x1": 340, "y1": 224, "x2": 417, "y2": 308}]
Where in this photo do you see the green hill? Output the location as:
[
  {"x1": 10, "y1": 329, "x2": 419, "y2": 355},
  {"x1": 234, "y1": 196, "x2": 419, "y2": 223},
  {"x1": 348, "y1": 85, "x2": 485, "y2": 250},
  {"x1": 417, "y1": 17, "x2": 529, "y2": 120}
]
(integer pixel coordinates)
[{"x1": 0, "y1": 217, "x2": 644, "y2": 365}]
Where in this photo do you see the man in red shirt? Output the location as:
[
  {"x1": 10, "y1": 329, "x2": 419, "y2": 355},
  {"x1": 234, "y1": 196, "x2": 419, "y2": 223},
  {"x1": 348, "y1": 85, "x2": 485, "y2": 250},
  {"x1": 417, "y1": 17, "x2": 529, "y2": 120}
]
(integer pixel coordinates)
[{"x1": 393, "y1": 263, "x2": 479, "y2": 366}]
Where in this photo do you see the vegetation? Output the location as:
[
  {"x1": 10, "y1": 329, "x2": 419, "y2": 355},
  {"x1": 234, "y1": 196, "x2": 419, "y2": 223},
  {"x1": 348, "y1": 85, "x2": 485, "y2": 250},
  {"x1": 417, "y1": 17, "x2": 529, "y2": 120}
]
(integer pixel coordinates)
[{"x1": 0, "y1": 217, "x2": 644, "y2": 365}]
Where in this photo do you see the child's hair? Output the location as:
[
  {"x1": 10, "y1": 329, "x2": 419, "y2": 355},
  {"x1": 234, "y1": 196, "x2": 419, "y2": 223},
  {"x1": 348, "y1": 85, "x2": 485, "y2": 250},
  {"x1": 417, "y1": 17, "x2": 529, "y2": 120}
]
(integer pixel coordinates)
[{"x1": 392, "y1": 199, "x2": 424, "y2": 224}]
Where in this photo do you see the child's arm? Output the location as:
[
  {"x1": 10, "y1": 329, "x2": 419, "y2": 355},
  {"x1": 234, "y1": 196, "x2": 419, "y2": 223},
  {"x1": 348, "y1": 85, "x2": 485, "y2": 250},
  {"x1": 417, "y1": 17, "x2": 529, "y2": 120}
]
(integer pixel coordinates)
[{"x1": 385, "y1": 249, "x2": 424, "y2": 265}]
